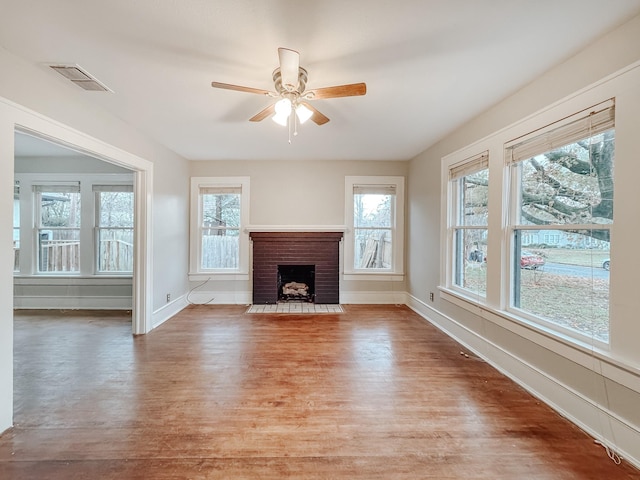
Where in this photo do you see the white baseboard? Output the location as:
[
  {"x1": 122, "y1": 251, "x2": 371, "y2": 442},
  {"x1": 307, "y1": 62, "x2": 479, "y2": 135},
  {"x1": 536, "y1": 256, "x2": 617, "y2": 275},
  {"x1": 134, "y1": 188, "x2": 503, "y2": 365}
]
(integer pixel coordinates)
[
  {"x1": 339, "y1": 290, "x2": 408, "y2": 304},
  {"x1": 183, "y1": 290, "x2": 252, "y2": 306},
  {"x1": 152, "y1": 295, "x2": 188, "y2": 329},
  {"x1": 13, "y1": 295, "x2": 132, "y2": 310},
  {"x1": 406, "y1": 294, "x2": 640, "y2": 470}
]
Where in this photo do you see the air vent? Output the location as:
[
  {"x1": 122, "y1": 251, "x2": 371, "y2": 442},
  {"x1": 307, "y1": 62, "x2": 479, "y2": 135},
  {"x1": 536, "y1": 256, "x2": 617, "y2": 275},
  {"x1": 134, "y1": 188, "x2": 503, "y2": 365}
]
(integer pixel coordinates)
[{"x1": 49, "y1": 64, "x2": 112, "y2": 92}]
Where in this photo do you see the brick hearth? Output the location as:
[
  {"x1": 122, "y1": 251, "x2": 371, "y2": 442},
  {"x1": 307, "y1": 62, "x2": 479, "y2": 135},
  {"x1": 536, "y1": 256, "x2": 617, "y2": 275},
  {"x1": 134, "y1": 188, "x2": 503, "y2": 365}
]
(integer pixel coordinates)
[{"x1": 250, "y1": 231, "x2": 343, "y2": 304}]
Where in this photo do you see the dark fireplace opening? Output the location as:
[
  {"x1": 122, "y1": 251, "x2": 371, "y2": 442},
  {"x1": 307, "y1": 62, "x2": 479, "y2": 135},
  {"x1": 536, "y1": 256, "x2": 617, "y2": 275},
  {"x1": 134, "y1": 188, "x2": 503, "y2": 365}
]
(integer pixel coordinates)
[{"x1": 277, "y1": 265, "x2": 315, "y2": 303}]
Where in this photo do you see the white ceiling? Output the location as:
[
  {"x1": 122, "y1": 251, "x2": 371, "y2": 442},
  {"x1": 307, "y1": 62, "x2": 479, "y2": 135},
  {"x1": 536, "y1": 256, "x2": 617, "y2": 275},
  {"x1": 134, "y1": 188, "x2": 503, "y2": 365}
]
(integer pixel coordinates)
[{"x1": 3, "y1": 1, "x2": 640, "y2": 162}]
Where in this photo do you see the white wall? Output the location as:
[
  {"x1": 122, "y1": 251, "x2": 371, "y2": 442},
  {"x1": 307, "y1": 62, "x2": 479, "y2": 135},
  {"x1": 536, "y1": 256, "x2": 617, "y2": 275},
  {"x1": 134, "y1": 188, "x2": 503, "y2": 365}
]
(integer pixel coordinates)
[
  {"x1": 0, "y1": 47, "x2": 190, "y2": 433},
  {"x1": 190, "y1": 160, "x2": 409, "y2": 303},
  {"x1": 407, "y1": 14, "x2": 640, "y2": 467}
]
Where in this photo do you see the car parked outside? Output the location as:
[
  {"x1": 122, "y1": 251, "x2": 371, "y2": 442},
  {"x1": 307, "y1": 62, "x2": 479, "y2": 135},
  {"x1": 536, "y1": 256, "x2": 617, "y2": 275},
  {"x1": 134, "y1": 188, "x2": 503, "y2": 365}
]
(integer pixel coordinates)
[
  {"x1": 603, "y1": 259, "x2": 610, "y2": 271},
  {"x1": 520, "y1": 250, "x2": 545, "y2": 269}
]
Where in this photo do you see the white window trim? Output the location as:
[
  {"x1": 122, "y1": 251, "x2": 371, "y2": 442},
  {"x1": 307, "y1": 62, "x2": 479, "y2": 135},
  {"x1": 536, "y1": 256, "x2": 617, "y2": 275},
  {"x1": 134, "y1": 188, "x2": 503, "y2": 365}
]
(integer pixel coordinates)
[
  {"x1": 14, "y1": 173, "x2": 133, "y2": 278},
  {"x1": 344, "y1": 175, "x2": 405, "y2": 279},
  {"x1": 189, "y1": 176, "x2": 250, "y2": 280},
  {"x1": 445, "y1": 151, "x2": 489, "y2": 298},
  {"x1": 440, "y1": 95, "x2": 616, "y2": 349}
]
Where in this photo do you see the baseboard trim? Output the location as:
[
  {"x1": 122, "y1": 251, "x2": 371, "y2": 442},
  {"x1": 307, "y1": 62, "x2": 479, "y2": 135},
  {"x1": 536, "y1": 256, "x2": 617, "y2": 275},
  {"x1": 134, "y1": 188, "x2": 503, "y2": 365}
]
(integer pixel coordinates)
[
  {"x1": 13, "y1": 295, "x2": 132, "y2": 310},
  {"x1": 406, "y1": 294, "x2": 640, "y2": 470}
]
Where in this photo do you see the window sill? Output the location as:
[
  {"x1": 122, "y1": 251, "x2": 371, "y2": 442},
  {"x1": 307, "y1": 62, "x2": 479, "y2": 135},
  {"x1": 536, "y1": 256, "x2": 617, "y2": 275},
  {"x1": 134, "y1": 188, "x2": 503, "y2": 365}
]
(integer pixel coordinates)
[
  {"x1": 343, "y1": 272, "x2": 404, "y2": 282},
  {"x1": 438, "y1": 286, "x2": 640, "y2": 394},
  {"x1": 13, "y1": 276, "x2": 132, "y2": 285}
]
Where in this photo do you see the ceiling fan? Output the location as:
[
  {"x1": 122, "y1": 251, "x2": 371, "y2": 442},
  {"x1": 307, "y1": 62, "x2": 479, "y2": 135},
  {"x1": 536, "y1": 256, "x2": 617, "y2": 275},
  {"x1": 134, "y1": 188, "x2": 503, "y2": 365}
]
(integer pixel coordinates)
[{"x1": 211, "y1": 48, "x2": 366, "y2": 139}]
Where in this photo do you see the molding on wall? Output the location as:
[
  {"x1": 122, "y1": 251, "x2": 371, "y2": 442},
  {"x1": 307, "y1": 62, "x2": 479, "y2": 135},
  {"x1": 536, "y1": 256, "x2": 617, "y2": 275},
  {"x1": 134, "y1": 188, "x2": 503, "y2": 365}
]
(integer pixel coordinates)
[
  {"x1": 185, "y1": 290, "x2": 252, "y2": 306},
  {"x1": 406, "y1": 294, "x2": 640, "y2": 470},
  {"x1": 247, "y1": 225, "x2": 347, "y2": 233},
  {"x1": 13, "y1": 295, "x2": 132, "y2": 310},
  {"x1": 339, "y1": 290, "x2": 408, "y2": 305},
  {"x1": 152, "y1": 295, "x2": 188, "y2": 329}
]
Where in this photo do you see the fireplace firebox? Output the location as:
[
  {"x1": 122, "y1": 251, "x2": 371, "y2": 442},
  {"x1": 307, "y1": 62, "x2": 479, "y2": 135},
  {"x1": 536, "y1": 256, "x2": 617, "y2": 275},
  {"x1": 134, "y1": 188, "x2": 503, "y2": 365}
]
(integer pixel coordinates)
[
  {"x1": 250, "y1": 231, "x2": 342, "y2": 304},
  {"x1": 278, "y1": 265, "x2": 315, "y2": 302}
]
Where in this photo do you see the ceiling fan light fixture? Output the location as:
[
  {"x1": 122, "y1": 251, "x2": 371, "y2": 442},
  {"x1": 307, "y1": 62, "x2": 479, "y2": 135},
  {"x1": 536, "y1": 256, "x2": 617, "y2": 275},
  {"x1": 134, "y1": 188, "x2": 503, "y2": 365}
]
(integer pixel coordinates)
[
  {"x1": 295, "y1": 103, "x2": 313, "y2": 124},
  {"x1": 274, "y1": 97, "x2": 292, "y2": 116},
  {"x1": 272, "y1": 111, "x2": 289, "y2": 126}
]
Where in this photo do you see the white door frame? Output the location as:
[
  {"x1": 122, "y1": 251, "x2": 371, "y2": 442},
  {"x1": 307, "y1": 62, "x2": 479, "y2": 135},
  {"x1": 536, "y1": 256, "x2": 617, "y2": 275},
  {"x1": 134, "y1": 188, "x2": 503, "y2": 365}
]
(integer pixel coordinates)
[{"x1": 11, "y1": 109, "x2": 153, "y2": 334}]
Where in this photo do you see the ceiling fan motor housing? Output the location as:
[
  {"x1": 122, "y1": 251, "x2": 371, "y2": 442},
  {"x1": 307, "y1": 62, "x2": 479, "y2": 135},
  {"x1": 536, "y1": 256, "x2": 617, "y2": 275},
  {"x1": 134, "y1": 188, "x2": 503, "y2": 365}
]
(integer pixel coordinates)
[{"x1": 272, "y1": 67, "x2": 308, "y2": 96}]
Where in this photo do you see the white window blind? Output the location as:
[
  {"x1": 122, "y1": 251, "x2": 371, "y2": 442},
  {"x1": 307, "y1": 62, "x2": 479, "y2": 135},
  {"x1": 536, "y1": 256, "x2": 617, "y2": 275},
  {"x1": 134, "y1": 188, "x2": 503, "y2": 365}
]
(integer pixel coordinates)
[
  {"x1": 353, "y1": 185, "x2": 396, "y2": 195},
  {"x1": 92, "y1": 184, "x2": 133, "y2": 192},
  {"x1": 506, "y1": 99, "x2": 615, "y2": 165},
  {"x1": 34, "y1": 182, "x2": 80, "y2": 193},
  {"x1": 200, "y1": 186, "x2": 242, "y2": 195},
  {"x1": 449, "y1": 152, "x2": 489, "y2": 180}
]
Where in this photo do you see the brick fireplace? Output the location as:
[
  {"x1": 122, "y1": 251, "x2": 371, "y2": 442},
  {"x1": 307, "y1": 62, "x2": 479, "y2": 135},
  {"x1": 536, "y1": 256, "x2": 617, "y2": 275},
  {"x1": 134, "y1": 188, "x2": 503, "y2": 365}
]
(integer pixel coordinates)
[{"x1": 250, "y1": 231, "x2": 343, "y2": 304}]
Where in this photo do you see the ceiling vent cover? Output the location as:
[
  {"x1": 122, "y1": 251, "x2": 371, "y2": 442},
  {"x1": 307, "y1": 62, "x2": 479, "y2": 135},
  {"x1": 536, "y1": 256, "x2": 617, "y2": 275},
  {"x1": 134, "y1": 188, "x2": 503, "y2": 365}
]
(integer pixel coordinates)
[{"x1": 49, "y1": 64, "x2": 111, "y2": 92}]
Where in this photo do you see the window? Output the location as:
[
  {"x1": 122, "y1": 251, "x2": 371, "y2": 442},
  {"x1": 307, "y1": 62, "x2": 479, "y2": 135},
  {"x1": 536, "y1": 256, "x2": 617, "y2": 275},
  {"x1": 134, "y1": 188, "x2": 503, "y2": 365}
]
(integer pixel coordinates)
[
  {"x1": 13, "y1": 174, "x2": 134, "y2": 277},
  {"x1": 506, "y1": 100, "x2": 614, "y2": 342},
  {"x1": 35, "y1": 182, "x2": 81, "y2": 273},
  {"x1": 448, "y1": 152, "x2": 489, "y2": 297},
  {"x1": 190, "y1": 177, "x2": 250, "y2": 276},
  {"x1": 95, "y1": 185, "x2": 134, "y2": 273},
  {"x1": 344, "y1": 176, "x2": 405, "y2": 276}
]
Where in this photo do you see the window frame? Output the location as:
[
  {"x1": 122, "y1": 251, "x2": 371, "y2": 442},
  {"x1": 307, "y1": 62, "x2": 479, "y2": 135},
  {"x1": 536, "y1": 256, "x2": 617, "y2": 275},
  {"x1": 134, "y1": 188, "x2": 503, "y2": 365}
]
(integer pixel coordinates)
[
  {"x1": 446, "y1": 152, "x2": 489, "y2": 299},
  {"x1": 13, "y1": 173, "x2": 134, "y2": 277},
  {"x1": 440, "y1": 97, "x2": 615, "y2": 349},
  {"x1": 344, "y1": 176, "x2": 405, "y2": 279},
  {"x1": 504, "y1": 100, "x2": 614, "y2": 345},
  {"x1": 189, "y1": 176, "x2": 250, "y2": 279},
  {"x1": 94, "y1": 184, "x2": 135, "y2": 274}
]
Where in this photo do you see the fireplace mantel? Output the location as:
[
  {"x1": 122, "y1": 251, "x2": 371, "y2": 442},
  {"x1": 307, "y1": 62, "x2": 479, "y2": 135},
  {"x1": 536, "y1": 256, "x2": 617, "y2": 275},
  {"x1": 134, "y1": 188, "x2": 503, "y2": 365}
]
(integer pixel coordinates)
[{"x1": 250, "y1": 231, "x2": 343, "y2": 304}]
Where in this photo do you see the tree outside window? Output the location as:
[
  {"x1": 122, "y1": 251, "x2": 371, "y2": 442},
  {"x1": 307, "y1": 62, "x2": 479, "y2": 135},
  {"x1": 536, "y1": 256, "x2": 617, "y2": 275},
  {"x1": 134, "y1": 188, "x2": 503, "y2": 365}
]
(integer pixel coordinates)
[
  {"x1": 36, "y1": 184, "x2": 81, "y2": 273},
  {"x1": 508, "y1": 103, "x2": 613, "y2": 342},
  {"x1": 96, "y1": 186, "x2": 134, "y2": 273}
]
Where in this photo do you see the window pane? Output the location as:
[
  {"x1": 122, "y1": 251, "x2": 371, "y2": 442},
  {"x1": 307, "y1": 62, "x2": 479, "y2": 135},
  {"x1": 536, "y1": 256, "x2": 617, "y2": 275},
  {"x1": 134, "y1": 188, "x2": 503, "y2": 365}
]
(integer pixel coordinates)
[
  {"x1": 512, "y1": 229, "x2": 610, "y2": 342},
  {"x1": 458, "y1": 170, "x2": 489, "y2": 226},
  {"x1": 516, "y1": 130, "x2": 614, "y2": 226},
  {"x1": 98, "y1": 191, "x2": 134, "y2": 227},
  {"x1": 40, "y1": 191, "x2": 81, "y2": 228},
  {"x1": 454, "y1": 228, "x2": 487, "y2": 295},
  {"x1": 354, "y1": 193, "x2": 392, "y2": 228},
  {"x1": 202, "y1": 193, "x2": 240, "y2": 228},
  {"x1": 201, "y1": 229, "x2": 239, "y2": 269},
  {"x1": 38, "y1": 228, "x2": 80, "y2": 273},
  {"x1": 98, "y1": 228, "x2": 133, "y2": 272},
  {"x1": 354, "y1": 228, "x2": 391, "y2": 269}
]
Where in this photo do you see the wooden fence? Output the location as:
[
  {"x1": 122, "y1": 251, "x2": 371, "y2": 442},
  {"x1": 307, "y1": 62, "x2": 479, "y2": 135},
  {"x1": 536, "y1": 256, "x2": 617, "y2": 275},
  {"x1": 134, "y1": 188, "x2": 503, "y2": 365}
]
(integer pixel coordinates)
[
  {"x1": 201, "y1": 235, "x2": 239, "y2": 269},
  {"x1": 32, "y1": 238, "x2": 133, "y2": 273}
]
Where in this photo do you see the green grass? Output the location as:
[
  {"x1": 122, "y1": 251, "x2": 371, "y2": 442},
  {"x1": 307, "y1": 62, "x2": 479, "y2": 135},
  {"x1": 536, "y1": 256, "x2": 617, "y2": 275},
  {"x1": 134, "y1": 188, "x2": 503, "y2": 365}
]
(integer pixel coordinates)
[
  {"x1": 530, "y1": 248, "x2": 609, "y2": 268},
  {"x1": 461, "y1": 254, "x2": 609, "y2": 342}
]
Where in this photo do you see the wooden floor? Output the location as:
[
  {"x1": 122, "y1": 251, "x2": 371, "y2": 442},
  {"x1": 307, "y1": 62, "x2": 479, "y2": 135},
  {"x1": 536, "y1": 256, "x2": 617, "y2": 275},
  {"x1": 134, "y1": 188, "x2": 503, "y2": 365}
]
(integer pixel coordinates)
[{"x1": 2, "y1": 305, "x2": 639, "y2": 479}]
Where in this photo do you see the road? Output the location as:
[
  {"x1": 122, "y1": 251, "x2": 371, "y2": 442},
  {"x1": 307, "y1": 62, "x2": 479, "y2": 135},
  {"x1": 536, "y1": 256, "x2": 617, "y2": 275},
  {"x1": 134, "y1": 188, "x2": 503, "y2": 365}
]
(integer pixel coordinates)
[{"x1": 538, "y1": 262, "x2": 609, "y2": 279}]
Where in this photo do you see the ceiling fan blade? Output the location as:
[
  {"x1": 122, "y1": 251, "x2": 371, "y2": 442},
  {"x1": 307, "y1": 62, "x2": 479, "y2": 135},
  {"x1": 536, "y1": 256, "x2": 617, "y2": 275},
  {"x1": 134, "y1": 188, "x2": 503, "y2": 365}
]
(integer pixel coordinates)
[
  {"x1": 300, "y1": 102, "x2": 330, "y2": 125},
  {"x1": 306, "y1": 82, "x2": 367, "y2": 100},
  {"x1": 211, "y1": 81, "x2": 271, "y2": 96},
  {"x1": 278, "y1": 47, "x2": 300, "y2": 91},
  {"x1": 249, "y1": 104, "x2": 276, "y2": 122}
]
